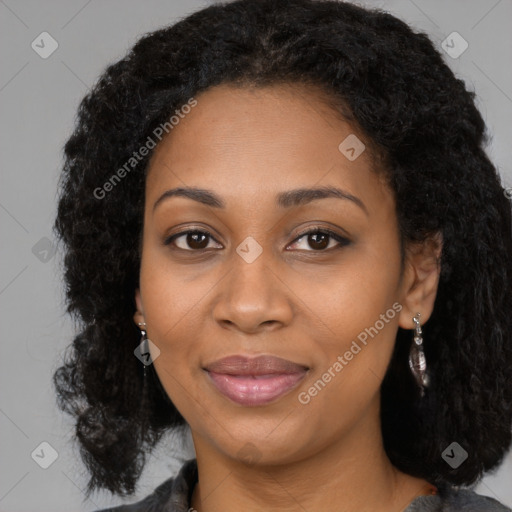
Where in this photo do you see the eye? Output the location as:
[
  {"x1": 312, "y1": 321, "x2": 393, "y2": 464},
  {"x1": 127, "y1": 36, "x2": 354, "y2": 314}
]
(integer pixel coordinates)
[
  {"x1": 287, "y1": 227, "x2": 351, "y2": 252},
  {"x1": 164, "y1": 229, "x2": 222, "y2": 251}
]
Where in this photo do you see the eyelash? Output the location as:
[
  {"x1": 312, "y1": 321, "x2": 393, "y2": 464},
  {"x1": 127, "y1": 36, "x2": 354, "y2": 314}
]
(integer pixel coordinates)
[{"x1": 163, "y1": 226, "x2": 351, "y2": 253}]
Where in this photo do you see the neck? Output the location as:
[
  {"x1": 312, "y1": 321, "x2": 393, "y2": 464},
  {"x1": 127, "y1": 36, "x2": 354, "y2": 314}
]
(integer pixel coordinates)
[{"x1": 189, "y1": 395, "x2": 432, "y2": 512}]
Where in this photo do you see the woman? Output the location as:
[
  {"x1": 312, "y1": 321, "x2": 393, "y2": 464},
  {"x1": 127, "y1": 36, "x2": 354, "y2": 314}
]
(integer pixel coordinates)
[{"x1": 53, "y1": 0, "x2": 512, "y2": 510}]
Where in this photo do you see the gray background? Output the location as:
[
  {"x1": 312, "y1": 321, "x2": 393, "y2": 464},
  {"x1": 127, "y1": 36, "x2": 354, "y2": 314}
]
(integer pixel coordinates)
[{"x1": 1, "y1": 0, "x2": 511, "y2": 510}]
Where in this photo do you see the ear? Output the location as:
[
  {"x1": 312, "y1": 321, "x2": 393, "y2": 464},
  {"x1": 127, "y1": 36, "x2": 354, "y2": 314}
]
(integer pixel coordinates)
[
  {"x1": 398, "y1": 232, "x2": 443, "y2": 330},
  {"x1": 133, "y1": 288, "x2": 145, "y2": 326}
]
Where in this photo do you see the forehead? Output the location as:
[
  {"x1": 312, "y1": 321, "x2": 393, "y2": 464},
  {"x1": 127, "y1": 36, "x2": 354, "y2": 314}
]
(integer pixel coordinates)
[{"x1": 145, "y1": 83, "x2": 390, "y2": 215}]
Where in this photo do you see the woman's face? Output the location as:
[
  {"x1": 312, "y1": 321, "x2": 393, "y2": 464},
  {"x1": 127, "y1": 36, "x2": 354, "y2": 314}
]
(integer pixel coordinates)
[{"x1": 135, "y1": 83, "x2": 438, "y2": 465}]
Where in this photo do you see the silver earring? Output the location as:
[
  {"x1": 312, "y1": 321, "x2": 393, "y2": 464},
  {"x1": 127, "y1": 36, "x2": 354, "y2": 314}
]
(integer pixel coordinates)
[
  {"x1": 409, "y1": 313, "x2": 429, "y2": 397},
  {"x1": 137, "y1": 322, "x2": 149, "y2": 377}
]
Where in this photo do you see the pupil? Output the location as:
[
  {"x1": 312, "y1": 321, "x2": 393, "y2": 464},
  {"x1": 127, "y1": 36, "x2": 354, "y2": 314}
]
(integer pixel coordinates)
[
  {"x1": 309, "y1": 233, "x2": 328, "y2": 250},
  {"x1": 188, "y1": 232, "x2": 208, "y2": 249}
]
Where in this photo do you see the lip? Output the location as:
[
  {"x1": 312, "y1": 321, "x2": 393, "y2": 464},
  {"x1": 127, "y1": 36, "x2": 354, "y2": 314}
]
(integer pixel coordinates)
[{"x1": 204, "y1": 355, "x2": 309, "y2": 406}]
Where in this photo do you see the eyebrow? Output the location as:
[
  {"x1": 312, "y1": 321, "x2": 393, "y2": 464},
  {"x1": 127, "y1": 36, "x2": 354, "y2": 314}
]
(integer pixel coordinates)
[{"x1": 152, "y1": 185, "x2": 368, "y2": 215}]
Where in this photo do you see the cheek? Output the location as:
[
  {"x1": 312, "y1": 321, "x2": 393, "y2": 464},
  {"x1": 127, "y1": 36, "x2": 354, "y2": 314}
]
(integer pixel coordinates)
[
  {"x1": 296, "y1": 284, "x2": 402, "y2": 429},
  {"x1": 303, "y1": 236, "x2": 403, "y2": 403},
  {"x1": 138, "y1": 227, "x2": 222, "y2": 343},
  {"x1": 310, "y1": 232, "x2": 402, "y2": 351},
  {"x1": 138, "y1": 245, "x2": 217, "y2": 416}
]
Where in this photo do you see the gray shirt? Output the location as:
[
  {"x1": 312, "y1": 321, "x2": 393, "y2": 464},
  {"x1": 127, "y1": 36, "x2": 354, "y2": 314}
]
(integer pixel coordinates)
[{"x1": 95, "y1": 458, "x2": 511, "y2": 511}]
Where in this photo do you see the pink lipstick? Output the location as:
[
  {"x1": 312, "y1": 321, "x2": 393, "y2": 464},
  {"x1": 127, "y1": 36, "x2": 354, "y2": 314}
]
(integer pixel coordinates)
[{"x1": 204, "y1": 355, "x2": 308, "y2": 406}]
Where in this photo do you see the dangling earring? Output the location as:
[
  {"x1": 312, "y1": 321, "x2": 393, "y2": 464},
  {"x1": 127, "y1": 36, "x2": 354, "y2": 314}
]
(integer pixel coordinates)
[
  {"x1": 135, "y1": 322, "x2": 151, "y2": 429},
  {"x1": 137, "y1": 322, "x2": 148, "y2": 378},
  {"x1": 409, "y1": 313, "x2": 430, "y2": 397}
]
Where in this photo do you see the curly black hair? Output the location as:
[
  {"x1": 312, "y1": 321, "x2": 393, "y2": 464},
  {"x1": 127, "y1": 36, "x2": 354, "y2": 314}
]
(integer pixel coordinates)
[{"x1": 53, "y1": 0, "x2": 512, "y2": 498}]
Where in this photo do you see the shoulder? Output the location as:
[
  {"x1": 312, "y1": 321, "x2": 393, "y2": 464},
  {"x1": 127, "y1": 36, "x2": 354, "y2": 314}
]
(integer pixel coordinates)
[
  {"x1": 91, "y1": 458, "x2": 198, "y2": 512},
  {"x1": 406, "y1": 486, "x2": 511, "y2": 512},
  {"x1": 441, "y1": 488, "x2": 511, "y2": 511}
]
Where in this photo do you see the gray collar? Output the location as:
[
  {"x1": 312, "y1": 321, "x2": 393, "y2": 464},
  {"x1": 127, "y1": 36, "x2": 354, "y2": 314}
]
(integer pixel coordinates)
[{"x1": 114, "y1": 458, "x2": 510, "y2": 512}]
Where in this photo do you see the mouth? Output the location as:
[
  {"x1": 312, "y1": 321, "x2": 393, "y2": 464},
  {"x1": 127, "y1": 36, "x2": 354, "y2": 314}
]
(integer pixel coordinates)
[{"x1": 203, "y1": 354, "x2": 309, "y2": 407}]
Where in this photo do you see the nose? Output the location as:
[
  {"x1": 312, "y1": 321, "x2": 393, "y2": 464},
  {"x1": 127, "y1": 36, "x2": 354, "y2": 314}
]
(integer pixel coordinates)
[{"x1": 211, "y1": 245, "x2": 294, "y2": 334}]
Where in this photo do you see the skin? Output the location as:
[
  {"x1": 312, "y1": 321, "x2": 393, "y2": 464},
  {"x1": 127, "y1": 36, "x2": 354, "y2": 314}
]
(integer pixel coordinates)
[{"x1": 133, "y1": 83, "x2": 442, "y2": 512}]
